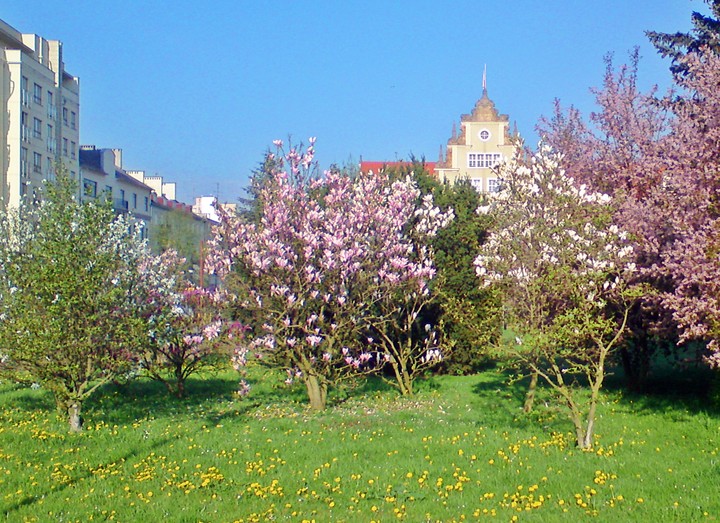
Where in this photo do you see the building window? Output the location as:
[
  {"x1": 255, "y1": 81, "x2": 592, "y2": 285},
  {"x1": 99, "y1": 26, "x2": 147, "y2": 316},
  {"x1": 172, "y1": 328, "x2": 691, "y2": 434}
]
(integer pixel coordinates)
[
  {"x1": 70, "y1": 141, "x2": 76, "y2": 159},
  {"x1": 33, "y1": 152, "x2": 42, "y2": 173},
  {"x1": 33, "y1": 83, "x2": 42, "y2": 105},
  {"x1": 488, "y1": 178, "x2": 501, "y2": 193},
  {"x1": 21, "y1": 76, "x2": 29, "y2": 106},
  {"x1": 62, "y1": 107, "x2": 68, "y2": 126},
  {"x1": 62, "y1": 138, "x2": 68, "y2": 156},
  {"x1": 20, "y1": 147, "x2": 28, "y2": 177},
  {"x1": 470, "y1": 178, "x2": 483, "y2": 191},
  {"x1": 144, "y1": 196, "x2": 149, "y2": 212},
  {"x1": 47, "y1": 91, "x2": 56, "y2": 119},
  {"x1": 83, "y1": 179, "x2": 97, "y2": 198},
  {"x1": 46, "y1": 124, "x2": 54, "y2": 152},
  {"x1": 33, "y1": 118, "x2": 42, "y2": 139},
  {"x1": 467, "y1": 152, "x2": 502, "y2": 169},
  {"x1": 46, "y1": 157, "x2": 54, "y2": 176},
  {"x1": 21, "y1": 112, "x2": 30, "y2": 142},
  {"x1": 132, "y1": 193, "x2": 137, "y2": 209},
  {"x1": 70, "y1": 111, "x2": 76, "y2": 130}
]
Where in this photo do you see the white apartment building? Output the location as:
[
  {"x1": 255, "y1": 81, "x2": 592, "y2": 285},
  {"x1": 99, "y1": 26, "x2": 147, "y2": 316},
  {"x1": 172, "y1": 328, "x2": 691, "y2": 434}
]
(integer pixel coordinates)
[
  {"x1": 79, "y1": 146, "x2": 153, "y2": 223},
  {"x1": 0, "y1": 18, "x2": 80, "y2": 208}
]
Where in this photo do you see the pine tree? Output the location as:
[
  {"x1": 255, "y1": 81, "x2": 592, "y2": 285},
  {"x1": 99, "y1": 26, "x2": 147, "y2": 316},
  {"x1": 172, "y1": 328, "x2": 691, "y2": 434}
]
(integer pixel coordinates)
[{"x1": 646, "y1": 0, "x2": 720, "y2": 75}]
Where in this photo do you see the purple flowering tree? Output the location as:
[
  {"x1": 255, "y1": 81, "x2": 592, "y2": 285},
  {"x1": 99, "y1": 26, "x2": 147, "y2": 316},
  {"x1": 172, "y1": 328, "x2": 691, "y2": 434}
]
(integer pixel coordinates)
[{"x1": 206, "y1": 139, "x2": 452, "y2": 409}]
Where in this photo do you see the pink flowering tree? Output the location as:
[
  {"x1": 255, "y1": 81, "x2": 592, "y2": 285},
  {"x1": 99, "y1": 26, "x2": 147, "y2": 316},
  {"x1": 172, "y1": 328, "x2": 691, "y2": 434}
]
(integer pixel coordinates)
[
  {"x1": 206, "y1": 139, "x2": 452, "y2": 409},
  {"x1": 363, "y1": 193, "x2": 454, "y2": 395},
  {"x1": 538, "y1": 44, "x2": 720, "y2": 385},
  {"x1": 656, "y1": 50, "x2": 720, "y2": 371},
  {"x1": 475, "y1": 145, "x2": 640, "y2": 448},
  {"x1": 137, "y1": 251, "x2": 232, "y2": 398}
]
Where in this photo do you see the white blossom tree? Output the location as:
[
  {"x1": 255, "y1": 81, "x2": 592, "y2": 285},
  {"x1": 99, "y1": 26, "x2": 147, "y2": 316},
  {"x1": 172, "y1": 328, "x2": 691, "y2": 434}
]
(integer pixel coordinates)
[{"x1": 475, "y1": 145, "x2": 641, "y2": 448}]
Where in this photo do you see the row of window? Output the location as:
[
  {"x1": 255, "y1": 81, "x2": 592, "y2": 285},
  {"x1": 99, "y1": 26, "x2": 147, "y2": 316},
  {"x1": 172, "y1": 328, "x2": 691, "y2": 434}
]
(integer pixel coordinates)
[
  {"x1": 469, "y1": 178, "x2": 501, "y2": 193},
  {"x1": 82, "y1": 180, "x2": 150, "y2": 213},
  {"x1": 467, "y1": 152, "x2": 502, "y2": 169},
  {"x1": 20, "y1": 76, "x2": 76, "y2": 128},
  {"x1": 20, "y1": 146, "x2": 58, "y2": 178},
  {"x1": 20, "y1": 111, "x2": 76, "y2": 158}
]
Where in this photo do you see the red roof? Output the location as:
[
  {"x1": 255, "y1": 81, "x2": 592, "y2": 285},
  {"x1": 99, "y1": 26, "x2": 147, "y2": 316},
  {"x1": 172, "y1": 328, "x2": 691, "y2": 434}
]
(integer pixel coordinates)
[{"x1": 360, "y1": 161, "x2": 436, "y2": 176}]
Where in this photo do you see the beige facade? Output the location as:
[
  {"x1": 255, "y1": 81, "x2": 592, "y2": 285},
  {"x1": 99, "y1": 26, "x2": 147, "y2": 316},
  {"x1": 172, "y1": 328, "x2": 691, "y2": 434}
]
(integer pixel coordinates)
[
  {"x1": 0, "y1": 19, "x2": 80, "y2": 208},
  {"x1": 436, "y1": 82, "x2": 518, "y2": 192}
]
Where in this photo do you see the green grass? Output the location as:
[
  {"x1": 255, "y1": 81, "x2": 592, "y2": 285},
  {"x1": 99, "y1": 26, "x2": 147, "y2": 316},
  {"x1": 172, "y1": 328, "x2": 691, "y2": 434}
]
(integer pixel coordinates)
[{"x1": 1, "y1": 366, "x2": 719, "y2": 522}]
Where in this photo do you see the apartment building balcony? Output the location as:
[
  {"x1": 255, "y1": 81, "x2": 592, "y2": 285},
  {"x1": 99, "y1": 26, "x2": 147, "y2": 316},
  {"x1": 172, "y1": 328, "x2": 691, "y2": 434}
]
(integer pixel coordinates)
[{"x1": 113, "y1": 198, "x2": 129, "y2": 212}]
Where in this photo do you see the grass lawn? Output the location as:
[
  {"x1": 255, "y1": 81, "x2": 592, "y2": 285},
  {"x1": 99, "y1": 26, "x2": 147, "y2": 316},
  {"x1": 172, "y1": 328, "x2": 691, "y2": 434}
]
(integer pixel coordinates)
[{"x1": 0, "y1": 365, "x2": 718, "y2": 522}]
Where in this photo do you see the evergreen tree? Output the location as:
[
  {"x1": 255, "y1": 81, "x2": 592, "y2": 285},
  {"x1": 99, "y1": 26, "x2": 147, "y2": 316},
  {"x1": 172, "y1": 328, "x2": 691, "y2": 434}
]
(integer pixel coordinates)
[{"x1": 646, "y1": 0, "x2": 720, "y2": 75}]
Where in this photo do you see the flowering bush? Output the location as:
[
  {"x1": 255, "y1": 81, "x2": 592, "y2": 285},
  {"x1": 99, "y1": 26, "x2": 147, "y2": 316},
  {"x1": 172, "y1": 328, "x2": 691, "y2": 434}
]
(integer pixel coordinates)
[
  {"x1": 138, "y1": 252, "x2": 235, "y2": 398},
  {"x1": 206, "y1": 139, "x2": 452, "y2": 408}
]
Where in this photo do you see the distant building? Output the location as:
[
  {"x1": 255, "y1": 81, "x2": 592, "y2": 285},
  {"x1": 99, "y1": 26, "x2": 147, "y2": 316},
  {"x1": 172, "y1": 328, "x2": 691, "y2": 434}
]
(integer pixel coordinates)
[
  {"x1": 125, "y1": 170, "x2": 214, "y2": 268},
  {"x1": 79, "y1": 146, "x2": 153, "y2": 226},
  {"x1": 436, "y1": 72, "x2": 519, "y2": 192},
  {"x1": 0, "y1": 18, "x2": 80, "y2": 208},
  {"x1": 193, "y1": 196, "x2": 236, "y2": 222},
  {"x1": 361, "y1": 72, "x2": 520, "y2": 193}
]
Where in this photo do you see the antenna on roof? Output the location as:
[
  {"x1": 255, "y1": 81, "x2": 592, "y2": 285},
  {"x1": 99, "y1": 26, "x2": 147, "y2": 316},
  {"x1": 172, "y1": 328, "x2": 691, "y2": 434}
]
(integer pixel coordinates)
[{"x1": 482, "y1": 64, "x2": 487, "y2": 95}]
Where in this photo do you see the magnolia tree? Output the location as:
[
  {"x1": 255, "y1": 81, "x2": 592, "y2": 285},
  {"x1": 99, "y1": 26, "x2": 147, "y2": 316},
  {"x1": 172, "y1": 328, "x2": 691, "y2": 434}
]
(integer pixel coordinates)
[
  {"x1": 363, "y1": 193, "x2": 454, "y2": 395},
  {"x1": 134, "y1": 251, "x2": 234, "y2": 398},
  {"x1": 0, "y1": 175, "x2": 172, "y2": 432},
  {"x1": 205, "y1": 139, "x2": 452, "y2": 409},
  {"x1": 475, "y1": 145, "x2": 639, "y2": 448}
]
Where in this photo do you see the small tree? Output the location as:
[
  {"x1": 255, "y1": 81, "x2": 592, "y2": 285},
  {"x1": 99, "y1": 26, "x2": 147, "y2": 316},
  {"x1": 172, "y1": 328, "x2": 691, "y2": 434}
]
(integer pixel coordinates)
[
  {"x1": 475, "y1": 145, "x2": 639, "y2": 448},
  {"x1": 135, "y1": 251, "x2": 229, "y2": 398},
  {"x1": 206, "y1": 139, "x2": 452, "y2": 408},
  {"x1": 0, "y1": 175, "x2": 165, "y2": 432}
]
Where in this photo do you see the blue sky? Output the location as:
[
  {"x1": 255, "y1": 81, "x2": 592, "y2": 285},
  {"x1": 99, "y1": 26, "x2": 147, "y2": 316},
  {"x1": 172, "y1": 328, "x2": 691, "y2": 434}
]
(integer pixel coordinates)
[{"x1": 3, "y1": 1, "x2": 703, "y2": 203}]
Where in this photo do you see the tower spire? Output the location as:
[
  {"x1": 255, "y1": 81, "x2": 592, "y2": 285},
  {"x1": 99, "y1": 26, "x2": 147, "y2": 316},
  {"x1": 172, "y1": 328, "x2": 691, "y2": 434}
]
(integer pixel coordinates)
[{"x1": 482, "y1": 64, "x2": 487, "y2": 96}]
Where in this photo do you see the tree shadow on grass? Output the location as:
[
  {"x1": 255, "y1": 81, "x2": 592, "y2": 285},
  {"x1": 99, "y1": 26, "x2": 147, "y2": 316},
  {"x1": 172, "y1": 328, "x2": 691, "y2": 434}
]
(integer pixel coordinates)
[
  {"x1": 83, "y1": 374, "x2": 243, "y2": 426},
  {"x1": 606, "y1": 361, "x2": 719, "y2": 419}
]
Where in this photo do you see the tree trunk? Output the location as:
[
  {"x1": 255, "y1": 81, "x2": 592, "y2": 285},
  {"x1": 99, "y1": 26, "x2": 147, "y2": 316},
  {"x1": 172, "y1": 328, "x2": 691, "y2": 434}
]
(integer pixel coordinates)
[
  {"x1": 620, "y1": 336, "x2": 651, "y2": 392},
  {"x1": 68, "y1": 401, "x2": 83, "y2": 433},
  {"x1": 523, "y1": 371, "x2": 538, "y2": 413},
  {"x1": 174, "y1": 365, "x2": 186, "y2": 399},
  {"x1": 304, "y1": 374, "x2": 327, "y2": 411},
  {"x1": 391, "y1": 358, "x2": 414, "y2": 396}
]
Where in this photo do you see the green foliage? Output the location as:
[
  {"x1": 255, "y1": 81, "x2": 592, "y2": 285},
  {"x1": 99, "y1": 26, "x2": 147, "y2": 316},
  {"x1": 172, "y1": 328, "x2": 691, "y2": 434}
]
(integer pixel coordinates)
[
  {"x1": 402, "y1": 169, "x2": 500, "y2": 375},
  {"x1": 430, "y1": 179, "x2": 501, "y2": 374},
  {"x1": 0, "y1": 174, "x2": 155, "y2": 431},
  {"x1": 148, "y1": 210, "x2": 208, "y2": 270}
]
